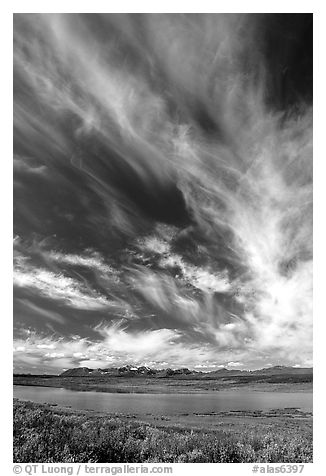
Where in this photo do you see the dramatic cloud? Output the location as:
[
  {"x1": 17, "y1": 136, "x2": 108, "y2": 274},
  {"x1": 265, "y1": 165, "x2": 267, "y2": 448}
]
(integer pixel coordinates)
[{"x1": 13, "y1": 14, "x2": 312, "y2": 373}]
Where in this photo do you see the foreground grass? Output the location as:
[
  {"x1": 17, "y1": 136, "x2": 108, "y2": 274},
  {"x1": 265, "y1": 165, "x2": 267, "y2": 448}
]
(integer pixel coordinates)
[{"x1": 14, "y1": 400, "x2": 312, "y2": 463}]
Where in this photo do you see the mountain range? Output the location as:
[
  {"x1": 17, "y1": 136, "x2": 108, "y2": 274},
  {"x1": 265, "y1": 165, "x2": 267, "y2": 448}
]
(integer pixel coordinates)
[{"x1": 60, "y1": 365, "x2": 313, "y2": 378}]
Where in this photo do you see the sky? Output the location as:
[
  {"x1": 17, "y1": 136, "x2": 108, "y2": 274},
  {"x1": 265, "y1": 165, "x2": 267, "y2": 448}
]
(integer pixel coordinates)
[{"x1": 13, "y1": 13, "x2": 313, "y2": 374}]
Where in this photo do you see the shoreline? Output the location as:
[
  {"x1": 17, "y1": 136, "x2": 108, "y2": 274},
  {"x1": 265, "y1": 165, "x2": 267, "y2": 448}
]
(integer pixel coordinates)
[{"x1": 13, "y1": 396, "x2": 313, "y2": 424}]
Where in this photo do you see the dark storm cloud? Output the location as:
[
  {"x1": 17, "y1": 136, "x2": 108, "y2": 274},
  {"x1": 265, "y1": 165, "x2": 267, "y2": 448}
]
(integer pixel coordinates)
[{"x1": 13, "y1": 14, "x2": 312, "y2": 373}]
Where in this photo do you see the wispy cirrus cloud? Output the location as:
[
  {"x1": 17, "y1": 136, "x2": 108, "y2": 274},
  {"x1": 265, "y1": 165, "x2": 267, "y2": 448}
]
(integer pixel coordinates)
[
  {"x1": 14, "y1": 264, "x2": 112, "y2": 310},
  {"x1": 14, "y1": 154, "x2": 48, "y2": 176},
  {"x1": 16, "y1": 299, "x2": 66, "y2": 325},
  {"x1": 46, "y1": 250, "x2": 119, "y2": 279},
  {"x1": 13, "y1": 241, "x2": 139, "y2": 326},
  {"x1": 13, "y1": 242, "x2": 116, "y2": 311},
  {"x1": 136, "y1": 229, "x2": 232, "y2": 294},
  {"x1": 13, "y1": 14, "x2": 312, "y2": 372}
]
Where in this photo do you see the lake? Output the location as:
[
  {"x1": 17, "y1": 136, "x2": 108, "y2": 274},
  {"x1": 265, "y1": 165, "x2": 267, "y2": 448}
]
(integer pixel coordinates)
[{"x1": 13, "y1": 385, "x2": 312, "y2": 415}]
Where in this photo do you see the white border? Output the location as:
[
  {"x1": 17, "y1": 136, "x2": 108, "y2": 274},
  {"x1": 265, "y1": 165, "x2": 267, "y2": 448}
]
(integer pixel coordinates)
[{"x1": 2, "y1": 4, "x2": 324, "y2": 474}]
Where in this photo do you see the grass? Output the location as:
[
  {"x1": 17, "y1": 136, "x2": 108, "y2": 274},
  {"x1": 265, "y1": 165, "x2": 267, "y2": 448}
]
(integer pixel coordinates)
[
  {"x1": 13, "y1": 399, "x2": 313, "y2": 463},
  {"x1": 13, "y1": 373, "x2": 313, "y2": 393}
]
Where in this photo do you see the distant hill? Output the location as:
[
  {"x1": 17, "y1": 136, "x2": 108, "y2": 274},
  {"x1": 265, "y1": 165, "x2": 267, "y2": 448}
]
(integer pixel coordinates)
[
  {"x1": 252, "y1": 366, "x2": 313, "y2": 375},
  {"x1": 59, "y1": 365, "x2": 312, "y2": 378}
]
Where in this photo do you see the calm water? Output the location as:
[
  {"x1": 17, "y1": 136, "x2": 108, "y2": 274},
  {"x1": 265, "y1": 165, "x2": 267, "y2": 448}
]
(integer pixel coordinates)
[{"x1": 13, "y1": 385, "x2": 312, "y2": 415}]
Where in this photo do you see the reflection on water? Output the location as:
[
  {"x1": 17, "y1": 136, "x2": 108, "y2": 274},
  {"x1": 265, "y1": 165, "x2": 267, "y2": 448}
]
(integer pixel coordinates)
[{"x1": 13, "y1": 385, "x2": 312, "y2": 415}]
